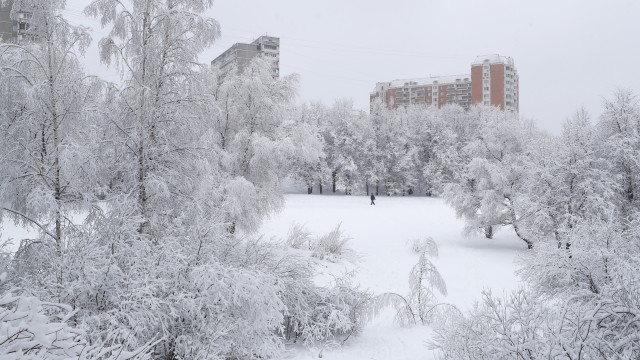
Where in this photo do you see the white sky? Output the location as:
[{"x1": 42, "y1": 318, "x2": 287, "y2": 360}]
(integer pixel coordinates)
[{"x1": 65, "y1": 0, "x2": 640, "y2": 134}]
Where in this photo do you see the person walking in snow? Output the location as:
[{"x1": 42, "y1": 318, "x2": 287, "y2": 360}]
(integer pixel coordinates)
[{"x1": 370, "y1": 193, "x2": 376, "y2": 205}]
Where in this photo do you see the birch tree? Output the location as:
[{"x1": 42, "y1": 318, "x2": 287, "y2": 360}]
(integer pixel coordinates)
[
  {"x1": 0, "y1": 0, "x2": 97, "y2": 252},
  {"x1": 85, "y1": 0, "x2": 221, "y2": 236}
]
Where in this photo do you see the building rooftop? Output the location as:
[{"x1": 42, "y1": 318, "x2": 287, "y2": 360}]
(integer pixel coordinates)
[
  {"x1": 471, "y1": 54, "x2": 514, "y2": 66},
  {"x1": 373, "y1": 74, "x2": 470, "y2": 92}
]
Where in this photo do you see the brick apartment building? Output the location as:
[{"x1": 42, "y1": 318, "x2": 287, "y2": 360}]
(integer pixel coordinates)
[
  {"x1": 471, "y1": 54, "x2": 518, "y2": 112},
  {"x1": 370, "y1": 54, "x2": 518, "y2": 113},
  {"x1": 370, "y1": 74, "x2": 472, "y2": 109}
]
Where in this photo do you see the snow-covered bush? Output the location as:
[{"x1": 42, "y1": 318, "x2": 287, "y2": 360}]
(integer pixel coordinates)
[
  {"x1": 408, "y1": 238, "x2": 447, "y2": 325},
  {"x1": 518, "y1": 216, "x2": 636, "y2": 297},
  {"x1": 0, "y1": 284, "x2": 153, "y2": 360},
  {"x1": 408, "y1": 237, "x2": 439, "y2": 255},
  {"x1": 289, "y1": 273, "x2": 373, "y2": 347},
  {"x1": 285, "y1": 223, "x2": 313, "y2": 250},
  {"x1": 374, "y1": 238, "x2": 448, "y2": 327},
  {"x1": 432, "y1": 285, "x2": 640, "y2": 359},
  {"x1": 311, "y1": 224, "x2": 353, "y2": 262},
  {"x1": 431, "y1": 288, "x2": 550, "y2": 359},
  {"x1": 283, "y1": 224, "x2": 354, "y2": 262},
  {"x1": 432, "y1": 211, "x2": 640, "y2": 358}
]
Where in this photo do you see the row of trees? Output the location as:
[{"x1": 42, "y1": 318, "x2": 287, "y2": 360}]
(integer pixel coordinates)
[
  {"x1": 292, "y1": 100, "x2": 487, "y2": 197},
  {"x1": 295, "y1": 91, "x2": 639, "y2": 248}
]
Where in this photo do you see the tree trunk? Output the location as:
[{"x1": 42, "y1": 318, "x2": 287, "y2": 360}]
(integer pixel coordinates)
[
  {"x1": 332, "y1": 170, "x2": 337, "y2": 193},
  {"x1": 506, "y1": 196, "x2": 534, "y2": 249},
  {"x1": 511, "y1": 209, "x2": 533, "y2": 249},
  {"x1": 484, "y1": 225, "x2": 493, "y2": 239}
]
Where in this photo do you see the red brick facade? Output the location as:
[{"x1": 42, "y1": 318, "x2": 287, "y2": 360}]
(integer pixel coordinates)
[
  {"x1": 470, "y1": 65, "x2": 483, "y2": 105},
  {"x1": 490, "y1": 64, "x2": 505, "y2": 110}
]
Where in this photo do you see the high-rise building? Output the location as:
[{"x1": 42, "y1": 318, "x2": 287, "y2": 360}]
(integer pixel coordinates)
[
  {"x1": 0, "y1": 0, "x2": 33, "y2": 44},
  {"x1": 471, "y1": 54, "x2": 519, "y2": 113},
  {"x1": 371, "y1": 54, "x2": 518, "y2": 113},
  {"x1": 211, "y1": 35, "x2": 280, "y2": 78}
]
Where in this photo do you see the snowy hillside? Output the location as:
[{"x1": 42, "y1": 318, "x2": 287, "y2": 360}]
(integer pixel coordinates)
[{"x1": 260, "y1": 194, "x2": 526, "y2": 360}]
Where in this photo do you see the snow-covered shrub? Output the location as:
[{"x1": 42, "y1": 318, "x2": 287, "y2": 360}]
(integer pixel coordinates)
[
  {"x1": 295, "y1": 273, "x2": 373, "y2": 347},
  {"x1": 311, "y1": 224, "x2": 353, "y2": 262},
  {"x1": 408, "y1": 238, "x2": 447, "y2": 325},
  {"x1": 186, "y1": 262, "x2": 286, "y2": 359},
  {"x1": 212, "y1": 233, "x2": 370, "y2": 352},
  {"x1": 286, "y1": 223, "x2": 313, "y2": 250},
  {"x1": 249, "y1": 235, "x2": 370, "y2": 347},
  {"x1": 432, "y1": 286, "x2": 640, "y2": 359},
  {"x1": 433, "y1": 214, "x2": 640, "y2": 359},
  {"x1": 431, "y1": 289, "x2": 549, "y2": 359},
  {"x1": 0, "y1": 285, "x2": 153, "y2": 360},
  {"x1": 373, "y1": 238, "x2": 448, "y2": 327},
  {"x1": 518, "y1": 216, "x2": 638, "y2": 298},
  {"x1": 408, "y1": 236, "x2": 439, "y2": 255}
]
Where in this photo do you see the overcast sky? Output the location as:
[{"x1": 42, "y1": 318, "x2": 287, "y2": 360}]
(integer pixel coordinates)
[{"x1": 65, "y1": 0, "x2": 640, "y2": 134}]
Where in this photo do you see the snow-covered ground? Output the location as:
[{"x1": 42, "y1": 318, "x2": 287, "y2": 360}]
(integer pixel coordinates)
[{"x1": 260, "y1": 194, "x2": 527, "y2": 360}]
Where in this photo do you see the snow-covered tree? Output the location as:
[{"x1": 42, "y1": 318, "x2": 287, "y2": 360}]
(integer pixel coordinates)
[
  {"x1": 0, "y1": 0, "x2": 98, "y2": 252},
  {"x1": 321, "y1": 100, "x2": 367, "y2": 194},
  {"x1": 207, "y1": 58, "x2": 310, "y2": 231},
  {"x1": 443, "y1": 106, "x2": 536, "y2": 245},
  {"x1": 595, "y1": 89, "x2": 640, "y2": 223},
  {"x1": 291, "y1": 102, "x2": 329, "y2": 194},
  {"x1": 84, "y1": 0, "x2": 221, "y2": 234}
]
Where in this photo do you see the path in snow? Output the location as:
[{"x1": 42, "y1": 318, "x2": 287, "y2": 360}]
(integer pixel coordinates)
[{"x1": 260, "y1": 194, "x2": 527, "y2": 360}]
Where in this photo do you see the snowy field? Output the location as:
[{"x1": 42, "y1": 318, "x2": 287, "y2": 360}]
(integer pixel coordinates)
[{"x1": 260, "y1": 194, "x2": 527, "y2": 360}]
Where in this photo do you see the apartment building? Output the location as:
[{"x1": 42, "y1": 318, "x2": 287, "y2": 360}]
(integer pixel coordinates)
[
  {"x1": 211, "y1": 35, "x2": 280, "y2": 78},
  {"x1": 370, "y1": 74, "x2": 472, "y2": 109},
  {"x1": 471, "y1": 54, "x2": 519, "y2": 112},
  {"x1": 371, "y1": 54, "x2": 518, "y2": 112},
  {"x1": 0, "y1": 0, "x2": 34, "y2": 44}
]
